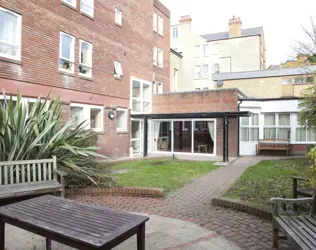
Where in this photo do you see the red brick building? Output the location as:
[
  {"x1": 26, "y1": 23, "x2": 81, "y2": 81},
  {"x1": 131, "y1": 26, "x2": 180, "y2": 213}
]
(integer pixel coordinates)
[{"x1": 0, "y1": 0, "x2": 170, "y2": 158}]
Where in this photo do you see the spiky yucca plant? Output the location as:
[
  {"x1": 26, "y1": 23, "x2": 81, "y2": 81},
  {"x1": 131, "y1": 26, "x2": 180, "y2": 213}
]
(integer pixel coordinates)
[{"x1": 0, "y1": 91, "x2": 108, "y2": 185}]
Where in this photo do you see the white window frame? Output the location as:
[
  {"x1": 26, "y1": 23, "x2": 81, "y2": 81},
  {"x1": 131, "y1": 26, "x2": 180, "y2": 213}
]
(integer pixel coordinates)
[
  {"x1": 59, "y1": 32, "x2": 75, "y2": 73},
  {"x1": 114, "y1": 61, "x2": 123, "y2": 79},
  {"x1": 195, "y1": 45, "x2": 200, "y2": 58},
  {"x1": 116, "y1": 108, "x2": 128, "y2": 132},
  {"x1": 153, "y1": 46, "x2": 157, "y2": 66},
  {"x1": 263, "y1": 113, "x2": 291, "y2": 139},
  {"x1": 130, "y1": 77, "x2": 152, "y2": 114},
  {"x1": 194, "y1": 65, "x2": 201, "y2": 79},
  {"x1": 295, "y1": 114, "x2": 316, "y2": 143},
  {"x1": 80, "y1": 0, "x2": 94, "y2": 17},
  {"x1": 0, "y1": 7, "x2": 22, "y2": 61},
  {"x1": 70, "y1": 103, "x2": 104, "y2": 132},
  {"x1": 157, "y1": 82, "x2": 163, "y2": 93},
  {"x1": 158, "y1": 15, "x2": 163, "y2": 36},
  {"x1": 202, "y1": 64, "x2": 208, "y2": 79},
  {"x1": 115, "y1": 8, "x2": 122, "y2": 26},
  {"x1": 62, "y1": 0, "x2": 76, "y2": 8},
  {"x1": 152, "y1": 81, "x2": 157, "y2": 94},
  {"x1": 157, "y1": 48, "x2": 163, "y2": 68},
  {"x1": 79, "y1": 40, "x2": 92, "y2": 78},
  {"x1": 203, "y1": 44, "x2": 208, "y2": 57},
  {"x1": 240, "y1": 114, "x2": 259, "y2": 142},
  {"x1": 213, "y1": 63, "x2": 220, "y2": 73},
  {"x1": 172, "y1": 27, "x2": 178, "y2": 39},
  {"x1": 153, "y1": 13, "x2": 158, "y2": 32}
]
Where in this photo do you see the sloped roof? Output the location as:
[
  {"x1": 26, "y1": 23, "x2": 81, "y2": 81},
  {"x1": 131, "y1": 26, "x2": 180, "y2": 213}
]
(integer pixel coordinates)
[{"x1": 202, "y1": 27, "x2": 263, "y2": 42}]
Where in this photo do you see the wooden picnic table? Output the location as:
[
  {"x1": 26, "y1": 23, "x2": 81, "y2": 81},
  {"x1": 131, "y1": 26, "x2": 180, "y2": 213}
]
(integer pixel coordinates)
[{"x1": 0, "y1": 195, "x2": 149, "y2": 250}]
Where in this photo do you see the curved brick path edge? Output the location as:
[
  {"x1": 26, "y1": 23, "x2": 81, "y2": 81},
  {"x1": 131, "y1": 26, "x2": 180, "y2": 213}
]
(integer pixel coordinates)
[{"x1": 74, "y1": 157, "x2": 295, "y2": 250}]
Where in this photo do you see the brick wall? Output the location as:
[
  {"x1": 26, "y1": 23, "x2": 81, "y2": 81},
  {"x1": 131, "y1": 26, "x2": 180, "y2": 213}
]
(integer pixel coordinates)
[
  {"x1": 0, "y1": 0, "x2": 170, "y2": 158},
  {"x1": 152, "y1": 89, "x2": 240, "y2": 157}
]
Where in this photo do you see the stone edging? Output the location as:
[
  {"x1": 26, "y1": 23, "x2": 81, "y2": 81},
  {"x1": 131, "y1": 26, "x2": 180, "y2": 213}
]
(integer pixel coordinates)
[
  {"x1": 66, "y1": 187, "x2": 164, "y2": 198},
  {"x1": 211, "y1": 197, "x2": 272, "y2": 221}
]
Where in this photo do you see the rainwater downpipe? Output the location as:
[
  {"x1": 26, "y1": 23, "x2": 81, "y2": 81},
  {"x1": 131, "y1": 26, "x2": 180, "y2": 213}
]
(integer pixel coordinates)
[{"x1": 237, "y1": 100, "x2": 243, "y2": 156}]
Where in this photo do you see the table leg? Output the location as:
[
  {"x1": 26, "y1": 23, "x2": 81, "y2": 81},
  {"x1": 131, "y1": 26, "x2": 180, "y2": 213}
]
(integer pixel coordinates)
[
  {"x1": 137, "y1": 224, "x2": 145, "y2": 250},
  {"x1": 46, "y1": 238, "x2": 52, "y2": 250},
  {"x1": 0, "y1": 221, "x2": 4, "y2": 250}
]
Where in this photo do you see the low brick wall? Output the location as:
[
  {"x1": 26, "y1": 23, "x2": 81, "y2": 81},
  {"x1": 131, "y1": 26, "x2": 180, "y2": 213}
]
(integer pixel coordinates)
[
  {"x1": 66, "y1": 187, "x2": 164, "y2": 199},
  {"x1": 211, "y1": 197, "x2": 272, "y2": 221}
]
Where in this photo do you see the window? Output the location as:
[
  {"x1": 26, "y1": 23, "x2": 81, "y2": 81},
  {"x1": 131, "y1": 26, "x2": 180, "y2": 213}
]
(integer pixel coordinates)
[
  {"x1": 131, "y1": 78, "x2": 152, "y2": 113},
  {"x1": 202, "y1": 44, "x2": 208, "y2": 56},
  {"x1": 115, "y1": 8, "x2": 122, "y2": 26},
  {"x1": 202, "y1": 64, "x2": 208, "y2": 79},
  {"x1": 296, "y1": 115, "x2": 316, "y2": 142},
  {"x1": 294, "y1": 77, "x2": 314, "y2": 84},
  {"x1": 157, "y1": 82, "x2": 163, "y2": 93},
  {"x1": 283, "y1": 79, "x2": 293, "y2": 85},
  {"x1": 79, "y1": 40, "x2": 92, "y2": 78},
  {"x1": 116, "y1": 109, "x2": 128, "y2": 132},
  {"x1": 194, "y1": 66, "x2": 201, "y2": 79},
  {"x1": 174, "y1": 69, "x2": 179, "y2": 91},
  {"x1": 158, "y1": 15, "x2": 163, "y2": 36},
  {"x1": 157, "y1": 48, "x2": 163, "y2": 68},
  {"x1": 114, "y1": 61, "x2": 123, "y2": 79},
  {"x1": 182, "y1": 121, "x2": 190, "y2": 131},
  {"x1": 195, "y1": 45, "x2": 200, "y2": 57},
  {"x1": 153, "y1": 46, "x2": 157, "y2": 66},
  {"x1": 59, "y1": 32, "x2": 75, "y2": 73},
  {"x1": 212, "y1": 43, "x2": 219, "y2": 55},
  {"x1": 240, "y1": 114, "x2": 259, "y2": 142},
  {"x1": 80, "y1": 0, "x2": 94, "y2": 17},
  {"x1": 70, "y1": 104, "x2": 103, "y2": 132},
  {"x1": 152, "y1": 81, "x2": 157, "y2": 94},
  {"x1": 172, "y1": 27, "x2": 178, "y2": 39},
  {"x1": 213, "y1": 63, "x2": 220, "y2": 73},
  {"x1": 153, "y1": 13, "x2": 157, "y2": 32},
  {"x1": 264, "y1": 113, "x2": 290, "y2": 139},
  {"x1": 0, "y1": 7, "x2": 22, "y2": 60},
  {"x1": 62, "y1": 0, "x2": 76, "y2": 7}
]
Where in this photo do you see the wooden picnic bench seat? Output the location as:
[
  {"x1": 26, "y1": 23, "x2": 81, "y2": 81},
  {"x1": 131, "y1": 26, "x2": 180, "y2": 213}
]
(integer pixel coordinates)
[
  {"x1": 0, "y1": 156, "x2": 67, "y2": 199},
  {"x1": 270, "y1": 188, "x2": 316, "y2": 249},
  {"x1": 256, "y1": 138, "x2": 290, "y2": 156}
]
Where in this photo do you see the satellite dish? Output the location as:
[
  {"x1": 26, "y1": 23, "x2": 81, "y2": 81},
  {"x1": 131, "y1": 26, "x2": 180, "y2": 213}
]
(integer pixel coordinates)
[{"x1": 217, "y1": 80, "x2": 223, "y2": 86}]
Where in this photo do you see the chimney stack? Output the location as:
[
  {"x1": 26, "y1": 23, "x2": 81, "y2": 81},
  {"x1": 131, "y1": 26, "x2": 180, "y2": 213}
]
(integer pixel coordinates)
[
  {"x1": 297, "y1": 54, "x2": 308, "y2": 63},
  {"x1": 179, "y1": 15, "x2": 192, "y2": 24},
  {"x1": 228, "y1": 16, "x2": 242, "y2": 38}
]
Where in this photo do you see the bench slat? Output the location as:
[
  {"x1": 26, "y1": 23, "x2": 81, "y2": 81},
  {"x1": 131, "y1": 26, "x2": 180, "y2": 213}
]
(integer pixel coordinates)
[
  {"x1": 38, "y1": 163, "x2": 42, "y2": 182},
  {"x1": 32, "y1": 163, "x2": 36, "y2": 182},
  {"x1": 43, "y1": 163, "x2": 47, "y2": 181},
  {"x1": 16, "y1": 165, "x2": 19, "y2": 184},
  {"x1": 22, "y1": 165, "x2": 25, "y2": 183},
  {"x1": 10, "y1": 165, "x2": 13, "y2": 184},
  {"x1": 48, "y1": 163, "x2": 52, "y2": 180},
  {"x1": 4, "y1": 166, "x2": 8, "y2": 185},
  {"x1": 27, "y1": 164, "x2": 30, "y2": 183}
]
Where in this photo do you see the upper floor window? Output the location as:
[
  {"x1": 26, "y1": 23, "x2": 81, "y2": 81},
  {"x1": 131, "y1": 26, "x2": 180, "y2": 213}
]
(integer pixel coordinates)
[
  {"x1": 212, "y1": 43, "x2": 219, "y2": 55},
  {"x1": 81, "y1": 0, "x2": 94, "y2": 17},
  {"x1": 115, "y1": 8, "x2": 122, "y2": 26},
  {"x1": 0, "y1": 7, "x2": 22, "y2": 61},
  {"x1": 213, "y1": 63, "x2": 220, "y2": 73},
  {"x1": 202, "y1": 44, "x2": 208, "y2": 56},
  {"x1": 283, "y1": 79, "x2": 293, "y2": 85},
  {"x1": 153, "y1": 46, "x2": 157, "y2": 66},
  {"x1": 59, "y1": 32, "x2": 75, "y2": 73},
  {"x1": 157, "y1": 48, "x2": 163, "y2": 68},
  {"x1": 172, "y1": 27, "x2": 178, "y2": 39},
  {"x1": 158, "y1": 15, "x2": 163, "y2": 36},
  {"x1": 114, "y1": 61, "x2": 123, "y2": 79},
  {"x1": 195, "y1": 45, "x2": 200, "y2": 57},
  {"x1": 157, "y1": 82, "x2": 163, "y2": 93},
  {"x1": 62, "y1": 0, "x2": 76, "y2": 8},
  {"x1": 194, "y1": 65, "x2": 201, "y2": 79},
  {"x1": 202, "y1": 64, "x2": 208, "y2": 79},
  {"x1": 153, "y1": 13, "x2": 158, "y2": 32},
  {"x1": 79, "y1": 40, "x2": 92, "y2": 78}
]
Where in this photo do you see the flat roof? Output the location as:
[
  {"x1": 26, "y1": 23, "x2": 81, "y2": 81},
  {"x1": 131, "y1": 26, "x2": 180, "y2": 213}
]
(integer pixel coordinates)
[
  {"x1": 213, "y1": 66, "x2": 316, "y2": 81},
  {"x1": 131, "y1": 111, "x2": 251, "y2": 119}
]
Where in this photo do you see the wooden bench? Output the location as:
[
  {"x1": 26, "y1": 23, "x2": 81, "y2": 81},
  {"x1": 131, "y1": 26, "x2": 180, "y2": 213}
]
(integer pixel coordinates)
[
  {"x1": 256, "y1": 138, "x2": 290, "y2": 156},
  {"x1": 0, "y1": 156, "x2": 67, "y2": 199},
  {"x1": 270, "y1": 189, "x2": 316, "y2": 249}
]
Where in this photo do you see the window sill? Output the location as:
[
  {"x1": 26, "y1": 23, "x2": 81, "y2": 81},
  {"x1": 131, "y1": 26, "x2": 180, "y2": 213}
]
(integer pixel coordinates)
[
  {"x1": 61, "y1": 1, "x2": 77, "y2": 11},
  {"x1": 115, "y1": 22, "x2": 122, "y2": 28},
  {"x1": 158, "y1": 65, "x2": 163, "y2": 69},
  {"x1": 116, "y1": 129, "x2": 128, "y2": 134},
  {"x1": 158, "y1": 33, "x2": 164, "y2": 38},
  {"x1": 114, "y1": 75, "x2": 123, "y2": 81},
  {"x1": 79, "y1": 75, "x2": 93, "y2": 81},
  {"x1": 59, "y1": 70, "x2": 75, "y2": 77},
  {"x1": 81, "y1": 11, "x2": 94, "y2": 20},
  {"x1": 0, "y1": 56, "x2": 22, "y2": 65}
]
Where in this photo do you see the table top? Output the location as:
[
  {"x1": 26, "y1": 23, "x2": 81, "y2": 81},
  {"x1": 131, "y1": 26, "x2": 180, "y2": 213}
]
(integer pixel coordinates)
[{"x1": 0, "y1": 195, "x2": 149, "y2": 248}]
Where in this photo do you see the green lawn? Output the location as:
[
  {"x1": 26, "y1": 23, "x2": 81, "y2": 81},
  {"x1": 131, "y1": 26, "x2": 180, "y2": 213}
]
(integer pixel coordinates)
[
  {"x1": 223, "y1": 158, "x2": 310, "y2": 206},
  {"x1": 109, "y1": 160, "x2": 217, "y2": 193}
]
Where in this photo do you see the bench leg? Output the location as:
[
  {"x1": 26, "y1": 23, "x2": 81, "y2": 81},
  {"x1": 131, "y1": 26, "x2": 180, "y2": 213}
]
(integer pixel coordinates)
[
  {"x1": 0, "y1": 222, "x2": 4, "y2": 250},
  {"x1": 137, "y1": 224, "x2": 145, "y2": 250},
  {"x1": 46, "y1": 238, "x2": 52, "y2": 250},
  {"x1": 272, "y1": 222, "x2": 279, "y2": 249}
]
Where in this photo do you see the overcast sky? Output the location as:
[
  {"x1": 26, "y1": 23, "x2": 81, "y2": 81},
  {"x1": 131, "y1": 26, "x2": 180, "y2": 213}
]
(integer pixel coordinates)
[{"x1": 160, "y1": 0, "x2": 316, "y2": 67}]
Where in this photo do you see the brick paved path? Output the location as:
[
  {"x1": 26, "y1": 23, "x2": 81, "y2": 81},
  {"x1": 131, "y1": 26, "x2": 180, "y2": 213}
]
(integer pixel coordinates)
[{"x1": 75, "y1": 157, "x2": 293, "y2": 250}]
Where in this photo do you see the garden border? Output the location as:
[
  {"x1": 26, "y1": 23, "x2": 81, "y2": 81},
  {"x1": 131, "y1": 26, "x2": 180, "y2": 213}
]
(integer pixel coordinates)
[
  {"x1": 66, "y1": 187, "x2": 164, "y2": 199},
  {"x1": 211, "y1": 197, "x2": 272, "y2": 221}
]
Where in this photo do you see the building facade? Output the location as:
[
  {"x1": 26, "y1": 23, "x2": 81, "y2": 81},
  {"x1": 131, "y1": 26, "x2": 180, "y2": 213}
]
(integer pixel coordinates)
[
  {"x1": 170, "y1": 48, "x2": 182, "y2": 92},
  {"x1": 0, "y1": 0, "x2": 170, "y2": 158},
  {"x1": 170, "y1": 16, "x2": 265, "y2": 91}
]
